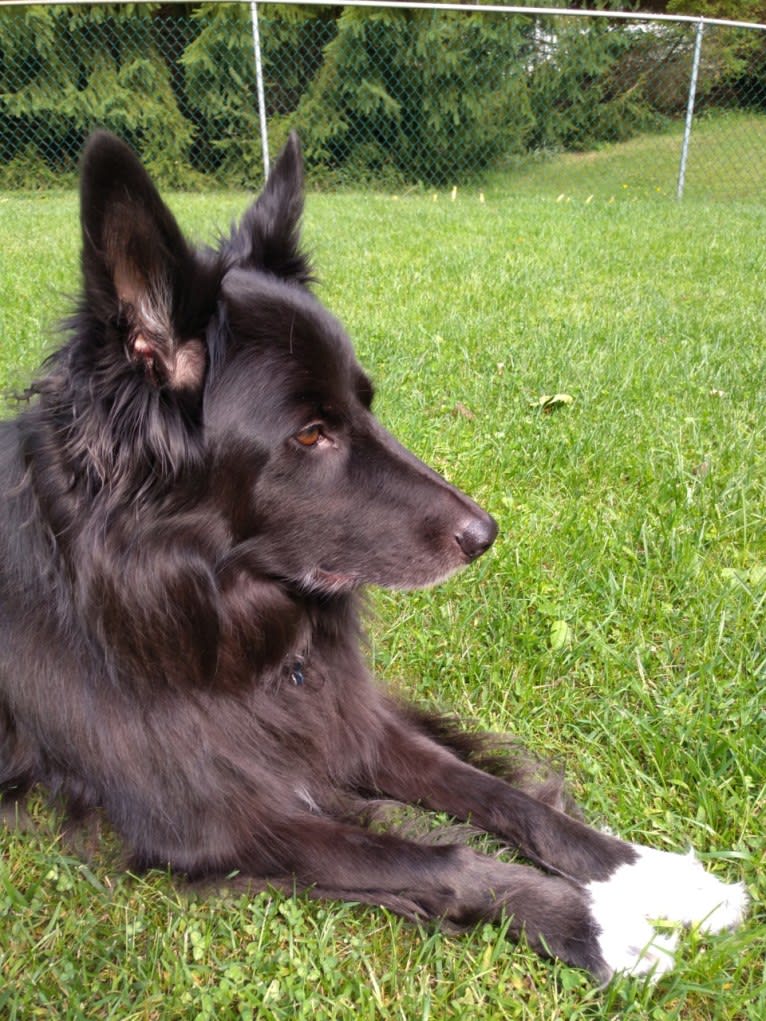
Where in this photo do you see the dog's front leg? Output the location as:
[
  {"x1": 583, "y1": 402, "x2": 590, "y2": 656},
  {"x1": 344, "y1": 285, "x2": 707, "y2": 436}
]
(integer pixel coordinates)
[
  {"x1": 371, "y1": 715, "x2": 633, "y2": 879},
  {"x1": 369, "y1": 715, "x2": 747, "y2": 953},
  {"x1": 251, "y1": 815, "x2": 652, "y2": 983}
]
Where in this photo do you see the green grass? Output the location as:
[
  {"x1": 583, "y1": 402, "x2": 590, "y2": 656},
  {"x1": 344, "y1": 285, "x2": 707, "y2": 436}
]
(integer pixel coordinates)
[
  {"x1": 1, "y1": 171, "x2": 765, "y2": 1019},
  {"x1": 481, "y1": 111, "x2": 766, "y2": 203}
]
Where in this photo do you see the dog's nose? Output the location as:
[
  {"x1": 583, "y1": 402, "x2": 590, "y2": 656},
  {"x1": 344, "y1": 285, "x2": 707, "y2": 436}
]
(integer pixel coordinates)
[{"x1": 456, "y1": 514, "x2": 498, "y2": 561}]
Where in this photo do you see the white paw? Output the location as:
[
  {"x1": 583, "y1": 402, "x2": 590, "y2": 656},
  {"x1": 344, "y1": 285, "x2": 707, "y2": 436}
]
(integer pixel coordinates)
[
  {"x1": 609, "y1": 845, "x2": 747, "y2": 933},
  {"x1": 589, "y1": 889, "x2": 678, "y2": 980},
  {"x1": 587, "y1": 843, "x2": 747, "y2": 981}
]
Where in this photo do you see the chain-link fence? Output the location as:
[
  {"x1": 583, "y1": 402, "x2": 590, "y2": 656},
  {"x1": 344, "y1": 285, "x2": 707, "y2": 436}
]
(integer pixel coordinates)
[{"x1": 1, "y1": 2, "x2": 765, "y2": 199}]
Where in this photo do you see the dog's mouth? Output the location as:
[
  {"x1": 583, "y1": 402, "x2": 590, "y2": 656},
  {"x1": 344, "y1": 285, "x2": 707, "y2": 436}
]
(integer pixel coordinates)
[{"x1": 300, "y1": 566, "x2": 360, "y2": 596}]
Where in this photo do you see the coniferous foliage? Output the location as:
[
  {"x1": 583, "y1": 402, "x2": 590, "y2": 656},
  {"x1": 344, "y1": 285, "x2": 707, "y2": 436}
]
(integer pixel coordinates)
[
  {"x1": 1, "y1": 2, "x2": 764, "y2": 188},
  {"x1": 0, "y1": 5, "x2": 196, "y2": 185},
  {"x1": 292, "y1": 8, "x2": 536, "y2": 185}
]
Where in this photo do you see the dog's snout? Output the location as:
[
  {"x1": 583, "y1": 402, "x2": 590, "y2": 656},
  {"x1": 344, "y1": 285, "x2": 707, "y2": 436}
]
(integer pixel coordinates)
[{"x1": 455, "y1": 513, "x2": 498, "y2": 562}]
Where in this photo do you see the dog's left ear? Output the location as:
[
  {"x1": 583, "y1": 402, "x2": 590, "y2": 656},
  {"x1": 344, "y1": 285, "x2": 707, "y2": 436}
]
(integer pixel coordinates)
[{"x1": 224, "y1": 132, "x2": 312, "y2": 284}]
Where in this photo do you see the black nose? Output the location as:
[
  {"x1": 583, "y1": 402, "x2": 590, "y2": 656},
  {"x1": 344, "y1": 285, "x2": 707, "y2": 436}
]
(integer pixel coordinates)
[{"x1": 456, "y1": 513, "x2": 498, "y2": 561}]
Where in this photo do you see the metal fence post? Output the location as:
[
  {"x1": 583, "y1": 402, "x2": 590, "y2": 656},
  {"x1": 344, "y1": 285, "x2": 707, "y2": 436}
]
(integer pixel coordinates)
[
  {"x1": 677, "y1": 17, "x2": 705, "y2": 200},
  {"x1": 249, "y1": 1, "x2": 270, "y2": 181}
]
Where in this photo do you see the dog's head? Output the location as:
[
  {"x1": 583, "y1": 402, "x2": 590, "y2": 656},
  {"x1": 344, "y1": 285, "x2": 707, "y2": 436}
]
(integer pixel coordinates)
[{"x1": 73, "y1": 132, "x2": 497, "y2": 594}]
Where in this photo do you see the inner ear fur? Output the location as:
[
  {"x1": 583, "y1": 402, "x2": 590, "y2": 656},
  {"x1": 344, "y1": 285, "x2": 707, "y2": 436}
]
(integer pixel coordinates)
[{"x1": 79, "y1": 131, "x2": 221, "y2": 394}]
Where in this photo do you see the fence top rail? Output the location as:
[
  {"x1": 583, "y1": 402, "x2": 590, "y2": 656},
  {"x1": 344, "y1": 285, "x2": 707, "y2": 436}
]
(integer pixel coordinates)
[{"x1": 1, "y1": 0, "x2": 765, "y2": 34}]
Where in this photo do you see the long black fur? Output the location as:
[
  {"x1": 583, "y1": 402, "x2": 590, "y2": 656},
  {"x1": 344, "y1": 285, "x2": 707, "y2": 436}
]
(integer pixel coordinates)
[{"x1": 0, "y1": 132, "x2": 644, "y2": 981}]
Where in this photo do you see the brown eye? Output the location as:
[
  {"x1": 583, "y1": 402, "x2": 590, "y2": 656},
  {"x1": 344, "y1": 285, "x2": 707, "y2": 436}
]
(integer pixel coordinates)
[{"x1": 295, "y1": 424, "x2": 321, "y2": 447}]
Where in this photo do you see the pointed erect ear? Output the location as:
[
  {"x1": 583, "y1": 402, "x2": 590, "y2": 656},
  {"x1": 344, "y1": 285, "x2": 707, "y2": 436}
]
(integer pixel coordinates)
[
  {"x1": 223, "y1": 132, "x2": 312, "y2": 284},
  {"x1": 79, "y1": 131, "x2": 219, "y2": 394}
]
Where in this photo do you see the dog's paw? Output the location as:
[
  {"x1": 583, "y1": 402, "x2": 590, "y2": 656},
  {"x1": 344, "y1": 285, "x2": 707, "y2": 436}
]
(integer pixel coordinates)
[
  {"x1": 586, "y1": 843, "x2": 746, "y2": 982},
  {"x1": 616, "y1": 845, "x2": 748, "y2": 933},
  {"x1": 588, "y1": 881, "x2": 678, "y2": 981}
]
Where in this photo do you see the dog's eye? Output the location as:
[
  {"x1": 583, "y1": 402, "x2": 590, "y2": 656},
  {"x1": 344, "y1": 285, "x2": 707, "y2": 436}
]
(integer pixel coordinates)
[{"x1": 295, "y1": 424, "x2": 322, "y2": 447}]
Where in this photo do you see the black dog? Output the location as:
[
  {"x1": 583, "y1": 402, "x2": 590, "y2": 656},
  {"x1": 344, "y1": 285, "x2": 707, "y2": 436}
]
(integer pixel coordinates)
[{"x1": 0, "y1": 133, "x2": 745, "y2": 982}]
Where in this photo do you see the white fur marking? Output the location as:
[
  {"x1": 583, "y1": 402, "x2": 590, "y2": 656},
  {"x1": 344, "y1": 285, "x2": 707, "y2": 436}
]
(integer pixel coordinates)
[
  {"x1": 588, "y1": 886, "x2": 678, "y2": 979},
  {"x1": 588, "y1": 843, "x2": 747, "y2": 980},
  {"x1": 294, "y1": 784, "x2": 321, "y2": 814}
]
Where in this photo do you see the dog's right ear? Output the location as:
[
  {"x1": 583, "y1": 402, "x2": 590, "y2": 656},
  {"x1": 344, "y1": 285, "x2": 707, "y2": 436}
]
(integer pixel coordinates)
[
  {"x1": 79, "y1": 132, "x2": 220, "y2": 395},
  {"x1": 223, "y1": 132, "x2": 312, "y2": 284}
]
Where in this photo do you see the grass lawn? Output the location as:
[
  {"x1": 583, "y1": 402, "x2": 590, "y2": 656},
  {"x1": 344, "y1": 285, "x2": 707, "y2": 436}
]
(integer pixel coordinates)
[
  {"x1": 1, "y1": 166, "x2": 765, "y2": 1018},
  {"x1": 485, "y1": 111, "x2": 766, "y2": 203}
]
